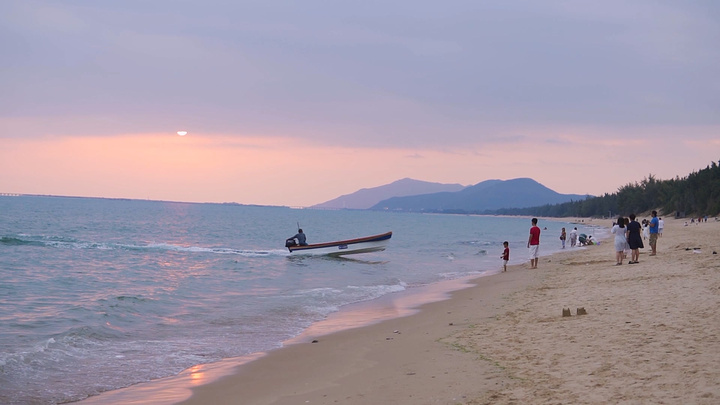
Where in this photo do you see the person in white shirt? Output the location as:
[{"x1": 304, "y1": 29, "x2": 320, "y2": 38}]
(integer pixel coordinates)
[{"x1": 569, "y1": 227, "x2": 578, "y2": 247}]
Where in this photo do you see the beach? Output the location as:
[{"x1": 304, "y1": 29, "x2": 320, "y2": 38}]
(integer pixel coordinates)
[
  {"x1": 172, "y1": 217, "x2": 720, "y2": 404},
  {"x1": 7, "y1": 200, "x2": 598, "y2": 404}
]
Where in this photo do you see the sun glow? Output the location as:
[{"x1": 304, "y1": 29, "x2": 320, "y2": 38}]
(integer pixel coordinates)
[{"x1": 177, "y1": 131, "x2": 187, "y2": 136}]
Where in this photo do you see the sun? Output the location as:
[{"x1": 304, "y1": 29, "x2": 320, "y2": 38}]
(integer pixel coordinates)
[{"x1": 177, "y1": 131, "x2": 188, "y2": 136}]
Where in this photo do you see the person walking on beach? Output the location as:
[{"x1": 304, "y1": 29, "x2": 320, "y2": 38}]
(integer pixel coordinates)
[
  {"x1": 611, "y1": 216, "x2": 627, "y2": 265},
  {"x1": 527, "y1": 218, "x2": 541, "y2": 269},
  {"x1": 626, "y1": 213, "x2": 643, "y2": 264},
  {"x1": 501, "y1": 241, "x2": 510, "y2": 272},
  {"x1": 658, "y1": 217, "x2": 664, "y2": 236},
  {"x1": 570, "y1": 227, "x2": 578, "y2": 247},
  {"x1": 560, "y1": 227, "x2": 567, "y2": 249},
  {"x1": 648, "y1": 211, "x2": 659, "y2": 256}
]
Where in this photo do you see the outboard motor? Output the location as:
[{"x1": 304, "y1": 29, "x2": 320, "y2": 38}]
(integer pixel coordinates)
[{"x1": 285, "y1": 238, "x2": 298, "y2": 248}]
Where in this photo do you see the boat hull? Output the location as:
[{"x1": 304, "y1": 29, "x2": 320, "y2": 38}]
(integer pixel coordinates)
[{"x1": 287, "y1": 231, "x2": 392, "y2": 256}]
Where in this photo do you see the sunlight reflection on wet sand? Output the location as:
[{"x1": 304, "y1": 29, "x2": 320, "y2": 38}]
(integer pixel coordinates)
[{"x1": 78, "y1": 275, "x2": 481, "y2": 404}]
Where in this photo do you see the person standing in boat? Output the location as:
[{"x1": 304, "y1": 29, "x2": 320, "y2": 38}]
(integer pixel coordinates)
[{"x1": 287, "y1": 229, "x2": 308, "y2": 246}]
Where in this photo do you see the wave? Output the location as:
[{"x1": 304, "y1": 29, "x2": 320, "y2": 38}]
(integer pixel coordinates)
[
  {"x1": 0, "y1": 234, "x2": 287, "y2": 257},
  {"x1": 0, "y1": 236, "x2": 46, "y2": 247},
  {"x1": 458, "y1": 240, "x2": 496, "y2": 247},
  {"x1": 122, "y1": 243, "x2": 289, "y2": 257}
]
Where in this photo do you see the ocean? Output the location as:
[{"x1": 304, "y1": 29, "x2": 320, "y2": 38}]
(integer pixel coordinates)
[{"x1": 0, "y1": 195, "x2": 605, "y2": 404}]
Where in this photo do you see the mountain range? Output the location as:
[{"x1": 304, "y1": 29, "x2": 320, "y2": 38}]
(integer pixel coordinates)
[
  {"x1": 312, "y1": 178, "x2": 590, "y2": 213},
  {"x1": 311, "y1": 178, "x2": 465, "y2": 210}
]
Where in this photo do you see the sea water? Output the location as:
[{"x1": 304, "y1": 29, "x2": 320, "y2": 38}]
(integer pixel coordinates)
[{"x1": 0, "y1": 195, "x2": 605, "y2": 404}]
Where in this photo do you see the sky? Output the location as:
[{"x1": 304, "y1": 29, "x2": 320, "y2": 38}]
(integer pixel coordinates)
[{"x1": 1, "y1": 1, "x2": 719, "y2": 207}]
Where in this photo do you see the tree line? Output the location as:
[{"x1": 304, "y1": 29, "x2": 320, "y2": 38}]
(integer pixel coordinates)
[{"x1": 486, "y1": 160, "x2": 720, "y2": 218}]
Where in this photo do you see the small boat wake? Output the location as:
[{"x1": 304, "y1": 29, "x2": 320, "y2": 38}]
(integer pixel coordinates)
[{"x1": 1, "y1": 234, "x2": 290, "y2": 257}]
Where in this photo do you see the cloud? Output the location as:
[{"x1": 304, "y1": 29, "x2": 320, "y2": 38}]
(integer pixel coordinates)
[
  {"x1": 1, "y1": 1, "x2": 719, "y2": 205},
  {"x1": 404, "y1": 153, "x2": 425, "y2": 159},
  {"x1": 3, "y1": 0, "x2": 719, "y2": 147}
]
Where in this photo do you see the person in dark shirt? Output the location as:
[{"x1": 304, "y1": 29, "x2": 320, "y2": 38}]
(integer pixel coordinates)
[
  {"x1": 287, "y1": 229, "x2": 308, "y2": 246},
  {"x1": 626, "y1": 213, "x2": 644, "y2": 264}
]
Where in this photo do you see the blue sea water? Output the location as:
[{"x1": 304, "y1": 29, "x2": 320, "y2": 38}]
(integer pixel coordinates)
[{"x1": 0, "y1": 195, "x2": 604, "y2": 404}]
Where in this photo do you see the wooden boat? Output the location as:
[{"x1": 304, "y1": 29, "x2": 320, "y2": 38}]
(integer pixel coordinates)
[{"x1": 286, "y1": 231, "x2": 392, "y2": 256}]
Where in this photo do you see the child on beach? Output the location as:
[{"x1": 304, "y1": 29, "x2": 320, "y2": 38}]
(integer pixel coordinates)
[
  {"x1": 501, "y1": 241, "x2": 510, "y2": 272},
  {"x1": 560, "y1": 227, "x2": 567, "y2": 249}
]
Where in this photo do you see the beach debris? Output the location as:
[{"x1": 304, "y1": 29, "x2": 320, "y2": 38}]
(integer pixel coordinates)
[
  {"x1": 311, "y1": 340, "x2": 319, "y2": 343},
  {"x1": 713, "y1": 251, "x2": 717, "y2": 255},
  {"x1": 393, "y1": 330, "x2": 400, "y2": 334},
  {"x1": 449, "y1": 322, "x2": 454, "y2": 326},
  {"x1": 562, "y1": 308, "x2": 572, "y2": 317},
  {"x1": 577, "y1": 307, "x2": 588, "y2": 315}
]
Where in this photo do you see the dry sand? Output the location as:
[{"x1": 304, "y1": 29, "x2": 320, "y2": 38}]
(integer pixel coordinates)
[
  {"x1": 84, "y1": 217, "x2": 720, "y2": 404},
  {"x1": 448, "y1": 217, "x2": 720, "y2": 404}
]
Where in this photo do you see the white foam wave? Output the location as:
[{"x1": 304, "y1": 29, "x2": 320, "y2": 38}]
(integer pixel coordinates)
[
  {"x1": 135, "y1": 243, "x2": 289, "y2": 257},
  {"x1": 12, "y1": 234, "x2": 289, "y2": 257},
  {"x1": 437, "y1": 270, "x2": 488, "y2": 280},
  {"x1": 138, "y1": 243, "x2": 288, "y2": 257},
  {"x1": 285, "y1": 283, "x2": 408, "y2": 321}
]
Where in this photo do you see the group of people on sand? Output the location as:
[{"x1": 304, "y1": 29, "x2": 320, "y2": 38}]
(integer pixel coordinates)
[
  {"x1": 561, "y1": 226, "x2": 586, "y2": 248},
  {"x1": 500, "y1": 213, "x2": 662, "y2": 272},
  {"x1": 611, "y1": 211, "x2": 660, "y2": 265},
  {"x1": 685, "y1": 216, "x2": 710, "y2": 225}
]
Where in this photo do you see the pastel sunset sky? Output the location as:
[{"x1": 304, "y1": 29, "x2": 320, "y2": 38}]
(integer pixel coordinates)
[{"x1": 2, "y1": 1, "x2": 719, "y2": 207}]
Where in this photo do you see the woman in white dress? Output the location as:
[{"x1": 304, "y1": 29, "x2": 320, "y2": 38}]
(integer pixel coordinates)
[{"x1": 611, "y1": 217, "x2": 628, "y2": 265}]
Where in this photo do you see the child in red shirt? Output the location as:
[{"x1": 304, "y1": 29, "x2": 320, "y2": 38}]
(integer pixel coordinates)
[{"x1": 501, "y1": 241, "x2": 510, "y2": 272}]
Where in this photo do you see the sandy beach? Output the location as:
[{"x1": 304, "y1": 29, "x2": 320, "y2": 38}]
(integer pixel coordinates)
[{"x1": 83, "y1": 217, "x2": 720, "y2": 404}]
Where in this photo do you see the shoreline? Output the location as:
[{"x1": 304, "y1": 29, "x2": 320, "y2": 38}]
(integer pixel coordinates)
[
  {"x1": 82, "y1": 216, "x2": 720, "y2": 405},
  {"x1": 77, "y1": 266, "x2": 537, "y2": 404},
  {"x1": 178, "y1": 263, "x2": 551, "y2": 405},
  {"x1": 78, "y1": 221, "x2": 588, "y2": 404},
  {"x1": 180, "y1": 218, "x2": 720, "y2": 403}
]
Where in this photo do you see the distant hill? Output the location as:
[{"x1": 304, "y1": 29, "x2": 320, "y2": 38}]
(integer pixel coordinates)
[
  {"x1": 370, "y1": 178, "x2": 590, "y2": 212},
  {"x1": 311, "y1": 178, "x2": 466, "y2": 210},
  {"x1": 498, "y1": 161, "x2": 720, "y2": 218}
]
